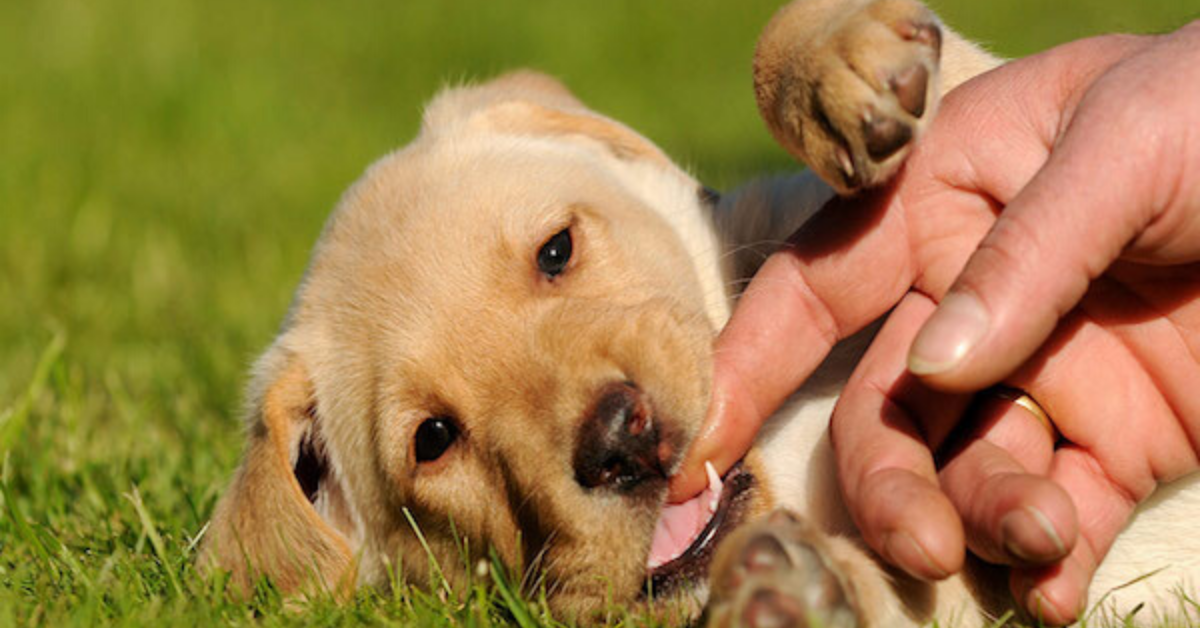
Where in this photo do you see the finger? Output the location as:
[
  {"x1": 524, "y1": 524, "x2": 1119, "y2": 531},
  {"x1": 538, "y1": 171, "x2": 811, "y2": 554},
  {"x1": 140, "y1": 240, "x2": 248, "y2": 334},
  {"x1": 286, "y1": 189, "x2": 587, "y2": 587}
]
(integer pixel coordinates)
[
  {"x1": 1114, "y1": 22, "x2": 1200, "y2": 264},
  {"x1": 936, "y1": 394, "x2": 1076, "y2": 566},
  {"x1": 1010, "y1": 533, "x2": 1099, "y2": 627},
  {"x1": 900, "y1": 32, "x2": 1157, "y2": 300},
  {"x1": 831, "y1": 292, "x2": 967, "y2": 579},
  {"x1": 908, "y1": 37, "x2": 1198, "y2": 391},
  {"x1": 668, "y1": 190, "x2": 917, "y2": 502},
  {"x1": 1009, "y1": 445, "x2": 1135, "y2": 626},
  {"x1": 931, "y1": 284, "x2": 1180, "y2": 570},
  {"x1": 1002, "y1": 311, "x2": 1194, "y2": 623}
]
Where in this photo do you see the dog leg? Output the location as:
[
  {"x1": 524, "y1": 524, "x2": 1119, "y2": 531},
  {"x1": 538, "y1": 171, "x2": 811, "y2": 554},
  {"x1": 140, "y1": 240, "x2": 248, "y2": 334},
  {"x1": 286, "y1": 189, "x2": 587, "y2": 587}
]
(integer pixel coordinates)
[
  {"x1": 704, "y1": 510, "x2": 862, "y2": 628},
  {"x1": 754, "y1": 0, "x2": 998, "y2": 194},
  {"x1": 714, "y1": 0, "x2": 1001, "y2": 282}
]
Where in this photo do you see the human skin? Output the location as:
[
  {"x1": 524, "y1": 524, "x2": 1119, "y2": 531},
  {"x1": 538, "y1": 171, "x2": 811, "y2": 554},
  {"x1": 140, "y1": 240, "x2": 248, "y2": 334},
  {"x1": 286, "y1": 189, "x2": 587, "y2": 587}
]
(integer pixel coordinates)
[{"x1": 670, "y1": 21, "x2": 1200, "y2": 625}]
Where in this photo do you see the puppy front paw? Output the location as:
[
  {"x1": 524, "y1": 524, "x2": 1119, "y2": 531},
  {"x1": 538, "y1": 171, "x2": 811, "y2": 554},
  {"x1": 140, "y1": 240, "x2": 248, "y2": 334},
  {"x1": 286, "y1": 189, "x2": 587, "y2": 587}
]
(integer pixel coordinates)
[
  {"x1": 704, "y1": 510, "x2": 860, "y2": 628},
  {"x1": 755, "y1": 0, "x2": 942, "y2": 194}
]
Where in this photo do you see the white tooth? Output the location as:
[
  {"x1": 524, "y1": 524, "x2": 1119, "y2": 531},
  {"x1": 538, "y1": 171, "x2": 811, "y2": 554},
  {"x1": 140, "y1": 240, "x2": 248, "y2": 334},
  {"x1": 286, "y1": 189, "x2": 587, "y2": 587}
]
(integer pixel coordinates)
[
  {"x1": 705, "y1": 461, "x2": 723, "y2": 512},
  {"x1": 705, "y1": 461, "x2": 724, "y2": 492}
]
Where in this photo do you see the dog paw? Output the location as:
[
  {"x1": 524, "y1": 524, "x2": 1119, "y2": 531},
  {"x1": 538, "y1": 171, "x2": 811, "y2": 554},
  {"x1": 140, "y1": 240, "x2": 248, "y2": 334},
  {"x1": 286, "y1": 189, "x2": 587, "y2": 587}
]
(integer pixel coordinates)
[
  {"x1": 755, "y1": 0, "x2": 942, "y2": 194},
  {"x1": 704, "y1": 511, "x2": 859, "y2": 628}
]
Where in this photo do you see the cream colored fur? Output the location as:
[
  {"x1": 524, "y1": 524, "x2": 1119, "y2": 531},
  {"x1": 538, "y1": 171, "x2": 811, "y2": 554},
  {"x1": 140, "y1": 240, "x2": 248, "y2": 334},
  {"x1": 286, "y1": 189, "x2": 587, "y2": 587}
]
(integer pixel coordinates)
[{"x1": 201, "y1": 1, "x2": 1200, "y2": 625}]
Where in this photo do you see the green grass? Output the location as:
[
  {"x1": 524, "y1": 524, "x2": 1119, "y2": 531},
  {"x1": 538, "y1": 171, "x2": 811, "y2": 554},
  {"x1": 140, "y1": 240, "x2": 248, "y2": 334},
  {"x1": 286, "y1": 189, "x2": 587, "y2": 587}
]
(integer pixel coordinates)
[{"x1": 1, "y1": 1, "x2": 1197, "y2": 626}]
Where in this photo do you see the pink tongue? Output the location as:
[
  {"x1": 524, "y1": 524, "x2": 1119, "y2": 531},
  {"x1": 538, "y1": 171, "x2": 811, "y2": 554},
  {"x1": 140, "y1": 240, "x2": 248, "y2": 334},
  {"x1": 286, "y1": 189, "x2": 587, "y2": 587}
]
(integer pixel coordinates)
[{"x1": 647, "y1": 486, "x2": 719, "y2": 569}]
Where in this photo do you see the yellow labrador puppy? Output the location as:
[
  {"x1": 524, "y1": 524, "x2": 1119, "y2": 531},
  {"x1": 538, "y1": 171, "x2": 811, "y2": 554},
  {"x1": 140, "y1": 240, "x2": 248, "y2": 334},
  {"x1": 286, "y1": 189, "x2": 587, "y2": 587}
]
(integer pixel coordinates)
[{"x1": 201, "y1": 0, "x2": 1200, "y2": 625}]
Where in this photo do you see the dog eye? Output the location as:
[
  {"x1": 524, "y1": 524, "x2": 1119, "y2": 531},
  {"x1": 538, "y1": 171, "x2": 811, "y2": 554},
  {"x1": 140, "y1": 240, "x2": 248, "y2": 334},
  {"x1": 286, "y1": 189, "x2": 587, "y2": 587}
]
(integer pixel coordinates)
[
  {"x1": 414, "y1": 417, "x2": 460, "y2": 463},
  {"x1": 537, "y1": 228, "x2": 572, "y2": 278}
]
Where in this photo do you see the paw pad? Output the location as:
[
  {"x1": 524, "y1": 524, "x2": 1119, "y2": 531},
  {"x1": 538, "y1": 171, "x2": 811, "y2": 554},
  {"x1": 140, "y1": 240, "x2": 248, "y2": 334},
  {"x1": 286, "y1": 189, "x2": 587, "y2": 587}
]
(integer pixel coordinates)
[
  {"x1": 863, "y1": 111, "x2": 914, "y2": 161},
  {"x1": 705, "y1": 511, "x2": 860, "y2": 628},
  {"x1": 743, "y1": 587, "x2": 806, "y2": 628},
  {"x1": 890, "y1": 63, "x2": 929, "y2": 118},
  {"x1": 742, "y1": 534, "x2": 793, "y2": 574}
]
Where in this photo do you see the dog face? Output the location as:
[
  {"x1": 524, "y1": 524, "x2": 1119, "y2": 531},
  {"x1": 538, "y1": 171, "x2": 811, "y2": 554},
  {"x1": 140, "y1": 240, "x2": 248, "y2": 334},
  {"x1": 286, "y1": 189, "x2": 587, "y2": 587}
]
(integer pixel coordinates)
[{"x1": 202, "y1": 72, "x2": 767, "y2": 620}]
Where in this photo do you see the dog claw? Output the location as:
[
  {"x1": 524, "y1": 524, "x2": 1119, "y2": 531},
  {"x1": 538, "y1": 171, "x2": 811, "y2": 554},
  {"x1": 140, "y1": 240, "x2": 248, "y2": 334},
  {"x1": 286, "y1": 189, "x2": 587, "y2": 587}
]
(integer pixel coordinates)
[
  {"x1": 836, "y1": 148, "x2": 856, "y2": 183},
  {"x1": 900, "y1": 20, "x2": 943, "y2": 55}
]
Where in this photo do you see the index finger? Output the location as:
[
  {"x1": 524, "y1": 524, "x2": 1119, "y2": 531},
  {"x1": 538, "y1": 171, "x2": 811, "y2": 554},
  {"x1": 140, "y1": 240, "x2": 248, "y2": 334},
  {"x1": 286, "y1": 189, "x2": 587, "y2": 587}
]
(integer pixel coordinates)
[{"x1": 668, "y1": 189, "x2": 918, "y2": 501}]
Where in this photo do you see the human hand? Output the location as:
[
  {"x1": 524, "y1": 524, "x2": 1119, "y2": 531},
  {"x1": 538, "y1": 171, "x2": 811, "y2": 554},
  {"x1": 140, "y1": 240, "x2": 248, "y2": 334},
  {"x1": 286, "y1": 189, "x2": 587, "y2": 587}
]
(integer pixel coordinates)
[{"x1": 669, "y1": 22, "x2": 1200, "y2": 624}]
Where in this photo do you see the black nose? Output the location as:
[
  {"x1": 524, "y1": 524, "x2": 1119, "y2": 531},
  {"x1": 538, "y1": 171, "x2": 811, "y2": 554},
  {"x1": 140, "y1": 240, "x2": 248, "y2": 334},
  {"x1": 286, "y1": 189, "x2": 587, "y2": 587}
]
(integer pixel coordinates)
[{"x1": 573, "y1": 382, "x2": 664, "y2": 493}]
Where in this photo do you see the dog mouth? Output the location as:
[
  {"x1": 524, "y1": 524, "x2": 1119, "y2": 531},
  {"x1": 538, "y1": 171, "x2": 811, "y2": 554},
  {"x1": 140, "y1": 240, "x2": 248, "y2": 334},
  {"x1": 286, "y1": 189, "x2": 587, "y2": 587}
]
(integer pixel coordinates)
[{"x1": 643, "y1": 463, "x2": 754, "y2": 597}]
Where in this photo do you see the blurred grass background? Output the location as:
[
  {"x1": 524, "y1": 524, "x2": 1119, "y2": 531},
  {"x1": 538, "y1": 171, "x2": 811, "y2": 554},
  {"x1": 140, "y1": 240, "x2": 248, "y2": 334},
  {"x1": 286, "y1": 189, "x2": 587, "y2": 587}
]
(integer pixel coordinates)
[{"x1": 1, "y1": 0, "x2": 1196, "y2": 625}]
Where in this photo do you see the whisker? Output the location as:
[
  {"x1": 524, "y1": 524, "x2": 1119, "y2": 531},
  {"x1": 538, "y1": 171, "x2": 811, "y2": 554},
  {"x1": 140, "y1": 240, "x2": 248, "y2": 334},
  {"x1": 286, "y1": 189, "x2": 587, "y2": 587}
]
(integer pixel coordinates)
[{"x1": 716, "y1": 240, "x2": 794, "y2": 261}]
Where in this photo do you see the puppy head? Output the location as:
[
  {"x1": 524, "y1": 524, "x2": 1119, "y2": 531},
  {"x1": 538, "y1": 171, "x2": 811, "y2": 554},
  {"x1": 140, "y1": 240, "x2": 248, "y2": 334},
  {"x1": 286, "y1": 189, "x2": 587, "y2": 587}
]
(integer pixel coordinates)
[{"x1": 201, "y1": 72, "x2": 767, "y2": 620}]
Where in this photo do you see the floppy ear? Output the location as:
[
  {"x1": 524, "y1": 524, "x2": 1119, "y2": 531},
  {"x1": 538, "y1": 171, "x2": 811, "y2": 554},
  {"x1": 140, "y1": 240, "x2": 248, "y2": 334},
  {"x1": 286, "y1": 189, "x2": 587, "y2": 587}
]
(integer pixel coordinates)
[
  {"x1": 200, "y1": 350, "x2": 355, "y2": 596},
  {"x1": 424, "y1": 70, "x2": 672, "y2": 166},
  {"x1": 479, "y1": 99, "x2": 672, "y2": 164}
]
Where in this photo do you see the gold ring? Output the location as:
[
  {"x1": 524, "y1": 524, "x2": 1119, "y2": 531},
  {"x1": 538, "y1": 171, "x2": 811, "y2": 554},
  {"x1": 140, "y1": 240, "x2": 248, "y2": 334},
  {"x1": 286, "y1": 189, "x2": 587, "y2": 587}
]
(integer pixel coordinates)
[{"x1": 986, "y1": 386, "x2": 1057, "y2": 441}]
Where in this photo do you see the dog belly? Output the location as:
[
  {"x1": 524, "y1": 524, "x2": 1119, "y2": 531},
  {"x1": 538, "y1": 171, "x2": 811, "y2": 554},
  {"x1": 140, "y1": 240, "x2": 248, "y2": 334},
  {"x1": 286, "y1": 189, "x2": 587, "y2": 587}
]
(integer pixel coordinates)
[
  {"x1": 755, "y1": 330, "x2": 874, "y2": 531},
  {"x1": 1091, "y1": 472, "x2": 1200, "y2": 619}
]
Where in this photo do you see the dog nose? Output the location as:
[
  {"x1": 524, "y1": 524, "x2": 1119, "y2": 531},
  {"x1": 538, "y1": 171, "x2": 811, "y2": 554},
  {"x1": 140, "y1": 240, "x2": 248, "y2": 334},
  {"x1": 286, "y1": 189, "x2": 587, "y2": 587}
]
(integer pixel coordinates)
[{"x1": 573, "y1": 382, "x2": 664, "y2": 492}]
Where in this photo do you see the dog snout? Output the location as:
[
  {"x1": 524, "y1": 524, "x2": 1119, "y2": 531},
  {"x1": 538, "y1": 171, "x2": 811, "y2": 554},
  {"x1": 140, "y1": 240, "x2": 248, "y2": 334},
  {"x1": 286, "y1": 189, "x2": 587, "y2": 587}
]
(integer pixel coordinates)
[{"x1": 573, "y1": 382, "x2": 666, "y2": 493}]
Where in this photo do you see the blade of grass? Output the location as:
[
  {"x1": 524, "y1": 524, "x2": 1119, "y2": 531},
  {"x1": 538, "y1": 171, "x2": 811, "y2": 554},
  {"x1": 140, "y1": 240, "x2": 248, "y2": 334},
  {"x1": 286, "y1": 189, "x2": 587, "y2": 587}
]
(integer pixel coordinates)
[
  {"x1": 126, "y1": 484, "x2": 184, "y2": 598},
  {"x1": 185, "y1": 520, "x2": 210, "y2": 555},
  {"x1": 0, "y1": 480, "x2": 56, "y2": 574},
  {"x1": 489, "y1": 549, "x2": 537, "y2": 628},
  {"x1": 1180, "y1": 588, "x2": 1200, "y2": 614},
  {"x1": 986, "y1": 609, "x2": 1015, "y2": 628},
  {"x1": 0, "y1": 329, "x2": 66, "y2": 454},
  {"x1": 402, "y1": 507, "x2": 453, "y2": 599},
  {"x1": 57, "y1": 540, "x2": 96, "y2": 593},
  {"x1": 1085, "y1": 567, "x2": 1170, "y2": 624}
]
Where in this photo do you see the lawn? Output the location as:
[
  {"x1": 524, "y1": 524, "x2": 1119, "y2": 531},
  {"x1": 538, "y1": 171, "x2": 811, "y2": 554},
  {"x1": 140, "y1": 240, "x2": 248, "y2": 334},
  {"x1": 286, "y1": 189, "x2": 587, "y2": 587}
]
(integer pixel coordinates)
[{"x1": 1, "y1": 0, "x2": 1197, "y2": 626}]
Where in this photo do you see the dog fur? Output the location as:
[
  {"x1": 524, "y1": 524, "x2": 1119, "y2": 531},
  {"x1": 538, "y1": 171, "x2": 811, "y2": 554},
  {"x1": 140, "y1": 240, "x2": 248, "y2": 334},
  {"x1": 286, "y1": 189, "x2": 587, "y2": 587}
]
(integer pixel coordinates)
[{"x1": 200, "y1": 1, "x2": 1200, "y2": 625}]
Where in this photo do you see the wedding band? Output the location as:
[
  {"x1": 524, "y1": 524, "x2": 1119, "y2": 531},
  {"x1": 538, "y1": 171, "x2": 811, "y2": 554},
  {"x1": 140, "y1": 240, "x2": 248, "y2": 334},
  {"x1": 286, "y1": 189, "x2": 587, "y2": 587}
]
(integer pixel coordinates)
[{"x1": 986, "y1": 386, "x2": 1057, "y2": 441}]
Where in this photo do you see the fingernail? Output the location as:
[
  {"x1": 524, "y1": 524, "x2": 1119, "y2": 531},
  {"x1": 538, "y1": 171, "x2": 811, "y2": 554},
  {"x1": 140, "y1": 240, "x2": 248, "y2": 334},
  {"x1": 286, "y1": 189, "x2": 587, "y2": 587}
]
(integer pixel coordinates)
[
  {"x1": 1001, "y1": 506, "x2": 1067, "y2": 563},
  {"x1": 883, "y1": 531, "x2": 948, "y2": 580},
  {"x1": 908, "y1": 292, "x2": 990, "y2": 375},
  {"x1": 1013, "y1": 559, "x2": 1087, "y2": 625},
  {"x1": 1024, "y1": 587, "x2": 1076, "y2": 625}
]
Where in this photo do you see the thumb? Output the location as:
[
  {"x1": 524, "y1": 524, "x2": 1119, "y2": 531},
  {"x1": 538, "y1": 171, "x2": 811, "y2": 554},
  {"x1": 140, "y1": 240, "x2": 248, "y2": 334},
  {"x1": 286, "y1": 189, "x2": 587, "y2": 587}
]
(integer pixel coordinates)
[{"x1": 906, "y1": 34, "x2": 1200, "y2": 390}]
